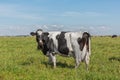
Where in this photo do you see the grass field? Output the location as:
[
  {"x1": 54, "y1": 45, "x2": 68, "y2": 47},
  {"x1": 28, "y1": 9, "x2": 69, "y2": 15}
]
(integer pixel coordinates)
[{"x1": 0, "y1": 36, "x2": 120, "y2": 80}]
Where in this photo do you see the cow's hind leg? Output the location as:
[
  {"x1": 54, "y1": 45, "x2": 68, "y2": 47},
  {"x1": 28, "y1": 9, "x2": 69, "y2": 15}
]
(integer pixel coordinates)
[
  {"x1": 75, "y1": 55, "x2": 81, "y2": 69},
  {"x1": 75, "y1": 60, "x2": 80, "y2": 69},
  {"x1": 73, "y1": 49, "x2": 81, "y2": 69},
  {"x1": 85, "y1": 53, "x2": 90, "y2": 71}
]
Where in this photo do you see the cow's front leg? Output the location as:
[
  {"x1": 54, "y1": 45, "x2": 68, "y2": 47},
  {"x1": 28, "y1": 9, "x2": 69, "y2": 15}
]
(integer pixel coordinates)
[
  {"x1": 48, "y1": 55, "x2": 52, "y2": 63},
  {"x1": 49, "y1": 53, "x2": 56, "y2": 68}
]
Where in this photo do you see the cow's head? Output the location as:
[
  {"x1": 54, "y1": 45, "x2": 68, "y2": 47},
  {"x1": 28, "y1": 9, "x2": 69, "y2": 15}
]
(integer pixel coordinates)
[
  {"x1": 30, "y1": 29, "x2": 43, "y2": 49},
  {"x1": 36, "y1": 29, "x2": 45, "y2": 50},
  {"x1": 30, "y1": 29, "x2": 49, "y2": 50}
]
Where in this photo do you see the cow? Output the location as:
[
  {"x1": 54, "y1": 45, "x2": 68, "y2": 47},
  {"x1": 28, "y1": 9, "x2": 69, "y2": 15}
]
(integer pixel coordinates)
[
  {"x1": 30, "y1": 29, "x2": 91, "y2": 70},
  {"x1": 112, "y1": 35, "x2": 117, "y2": 38}
]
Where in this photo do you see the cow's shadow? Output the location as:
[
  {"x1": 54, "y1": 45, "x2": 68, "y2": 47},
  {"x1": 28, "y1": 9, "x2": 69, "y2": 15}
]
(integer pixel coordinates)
[
  {"x1": 109, "y1": 56, "x2": 120, "y2": 62},
  {"x1": 57, "y1": 62, "x2": 74, "y2": 68},
  {"x1": 42, "y1": 61, "x2": 74, "y2": 68}
]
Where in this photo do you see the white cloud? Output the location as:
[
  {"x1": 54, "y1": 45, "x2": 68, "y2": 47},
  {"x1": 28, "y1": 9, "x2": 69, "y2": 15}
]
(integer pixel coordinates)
[
  {"x1": 61, "y1": 11, "x2": 82, "y2": 17},
  {"x1": 98, "y1": 26, "x2": 111, "y2": 31},
  {"x1": 0, "y1": 25, "x2": 35, "y2": 36},
  {"x1": 0, "y1": 4, "x2": 43, "y2": 20},
  {"x1": 88, "y1": 25, "x2": 112, "y2": 35},
  {"x1": 61, "y1": 11, "x2": 105, "y2": 17},
  {"x1": 0, "y1": 24, "x2": 113, "y2": 36},
  {"x1": 84, "y1": 12, "x2": 104, "y2": 17},
  {"x1": 43, "y1": 25, "x2": 49, "y2": 29}
]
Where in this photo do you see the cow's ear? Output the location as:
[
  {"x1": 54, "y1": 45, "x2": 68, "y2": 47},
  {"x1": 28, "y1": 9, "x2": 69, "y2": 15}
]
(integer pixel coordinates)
[{"x1": 30, "y1": 32, "x2": 36, "y2": 36}]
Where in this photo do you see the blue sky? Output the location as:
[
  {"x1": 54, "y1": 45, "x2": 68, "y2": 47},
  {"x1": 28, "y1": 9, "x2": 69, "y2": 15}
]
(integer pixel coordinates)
[{"x1": 0, "y1": 0, "x2": 120, "y2": 35}]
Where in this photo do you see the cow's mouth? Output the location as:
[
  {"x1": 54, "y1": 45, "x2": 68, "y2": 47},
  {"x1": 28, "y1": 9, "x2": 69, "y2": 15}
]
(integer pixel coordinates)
[{"x1": 37, "y1": 44, "x2": 44, "y2": 50}]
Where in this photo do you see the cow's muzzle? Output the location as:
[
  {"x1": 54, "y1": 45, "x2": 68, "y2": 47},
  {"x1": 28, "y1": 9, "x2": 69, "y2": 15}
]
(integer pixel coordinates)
[{"x1": 37, "y1": 41, "x2": 44, "y2": 50}]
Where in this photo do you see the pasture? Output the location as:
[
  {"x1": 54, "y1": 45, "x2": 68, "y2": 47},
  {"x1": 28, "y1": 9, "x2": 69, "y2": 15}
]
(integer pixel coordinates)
[{"x1": 0, "y1": 36, "x2": 120, "y2": 80}]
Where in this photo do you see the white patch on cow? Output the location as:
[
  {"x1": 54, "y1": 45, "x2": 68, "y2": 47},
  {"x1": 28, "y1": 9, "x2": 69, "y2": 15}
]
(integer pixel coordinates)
[
  {"x1": 49, "y1": 32, "x2": 61, "y2": 52},
  {"x1": 64, "y1": 32, "x2": 73, "y2": 53},
  {"x1": 49, "y1": 53, "x2": 56, "y2": 68},
  {"x1": 89, "y1": 38, "x2": 91, "y2": 56},
  {"x1": 37, "y1": 30, "x2": 43, "y2": 35}
]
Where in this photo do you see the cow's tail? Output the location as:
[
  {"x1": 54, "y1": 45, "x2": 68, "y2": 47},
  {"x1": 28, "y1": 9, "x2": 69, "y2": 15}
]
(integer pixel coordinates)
[
  {"x1": 84, "y1": 32, "x2": 91, "y2": 56},
  {"x1": 85, "y1": 32, "x2": 91, "y2": 70},
  {"x1": 88, "y1": 36, "x2": 91, "y2": 56},
  {"x1": 86, "y1": 32, "x2": 91, "y2": 56}
]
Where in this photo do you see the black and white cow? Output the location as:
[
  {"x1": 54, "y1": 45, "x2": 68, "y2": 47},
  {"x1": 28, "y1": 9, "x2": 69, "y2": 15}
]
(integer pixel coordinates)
[{"x1": 30, "y1": 29, "x2": 91, "y2": 69}]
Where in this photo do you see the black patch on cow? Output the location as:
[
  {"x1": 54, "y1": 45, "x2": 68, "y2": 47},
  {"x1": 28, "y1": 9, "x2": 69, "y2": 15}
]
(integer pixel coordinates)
[
  {"x1": 47, "y1": 38, "x2": 54, "y2": 53},
  {"x1": 41, "y1": 32, "x2": 50, "y2": 55},
  {"x1": 77, "y1": 32, "x2": 90, "y2": 51},
  {"x1": 56, "y1": 32, "x2": 69, "y2": 55},
  {"x1": 42, "y1": 32, "x2": 49, "y2": 43},
  {"x1": 42, "y1": 43, "x2": 49, "y2": 55},
  {"x1": 36, "y1": 34, "x2": 41, "y2": 49}
]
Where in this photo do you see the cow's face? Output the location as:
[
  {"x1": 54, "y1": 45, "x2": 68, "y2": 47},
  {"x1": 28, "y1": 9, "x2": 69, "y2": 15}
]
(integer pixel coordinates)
[
  {"x1": 35, "y1": 29, "x2": 49, "y2": 50},
  {"x1": 30, "y1": 29, "x2": 44, "y2": 50},
  {"x1": 36, "y1": 29, "x2": 44, "y2": 50},
  {"x1": 30, "y1": 29, "x2": 50, "y2": 55}
]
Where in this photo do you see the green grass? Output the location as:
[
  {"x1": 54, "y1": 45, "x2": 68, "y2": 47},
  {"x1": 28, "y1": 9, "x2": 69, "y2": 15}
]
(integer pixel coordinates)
[{"x1": 0, "y1": 36, "x2": 120, "y2": 80}]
